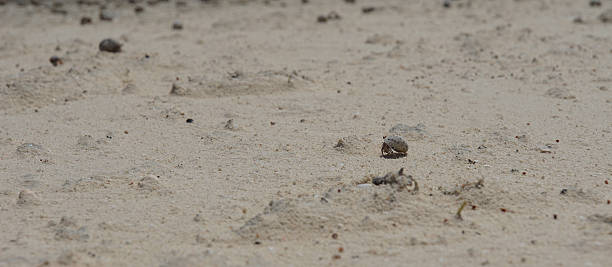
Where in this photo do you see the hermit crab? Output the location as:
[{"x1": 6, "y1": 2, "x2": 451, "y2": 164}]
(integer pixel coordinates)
[{"x1": 381, "y1": 135, "x2": 408, "y2": 157}]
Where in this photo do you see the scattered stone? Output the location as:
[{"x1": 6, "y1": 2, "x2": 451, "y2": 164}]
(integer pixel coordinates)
[
  {"x1": 16, "y1": 189, "x2": 41, "y2": 205},
  {"x1": 573, "y1": 16, "x2": 584, "y2": 24},
  {"x1": 134, "y1": 6, "x2": 144, "y2": 13},
  {"x1": 80, "y1": 16, "x2": 92, "y2": 25},
  {"x1": 344, "y1": 0, "x2": 355, "y2": 3},
  {"x1": 99, "y1": 38, "x2": 122, "y2": 53},
  {"x1": 443, "y1": 0, "x2": 451, "y2": 8},
  {"x1": 186, "y1": 118, "x2": 194, "y2": 123},
  {"x1": 317, "y1": 11, "x2": 341, "y2": 23},
  {"x1": 590, "y1": 0, "x2": 602, "y2": 7},
  {"x1": 599, "y1": 8, "x2": 612, "y2": 23},
  {"x1": 49, "y1": 56, "x2": 63, "y2": 66},
  {"x1": 172, "y1": 21, "x2": 183, "y2": 30},
  {"x1": 99, "y1": 9, "x2": 115, "y2": 21},
  {"x1": 538, "y1": 144, "x2": 554, "y2": 153},
  {"x1": 362, "y1": 6, "x2": 377, "y2": 14},
  {"x1": 372, "y1": 168, "x2": 418, "y2": 192}
]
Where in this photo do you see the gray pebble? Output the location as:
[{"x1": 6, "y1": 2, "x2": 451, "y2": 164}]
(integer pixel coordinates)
[{"x1": 99, "y1": 38, "x2": 122, "y2": 53}]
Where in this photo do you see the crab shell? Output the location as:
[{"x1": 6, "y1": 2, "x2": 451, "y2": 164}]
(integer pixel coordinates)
[{"x1": 382, "y1": 135, "x2": 408, "y2": 154}]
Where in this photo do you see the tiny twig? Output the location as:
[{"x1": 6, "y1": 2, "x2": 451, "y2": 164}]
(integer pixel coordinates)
[{"x1": 455, "y1": 201, "x2": 467, "y2": 220}]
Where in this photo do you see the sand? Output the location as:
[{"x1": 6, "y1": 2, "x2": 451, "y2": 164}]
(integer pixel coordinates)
[{"x1": 0, "y1": 0, "x2": 611, "y2": 266}]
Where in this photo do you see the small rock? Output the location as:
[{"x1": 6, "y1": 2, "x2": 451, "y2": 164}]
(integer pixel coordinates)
[
  {"x1": 590, "y1": 0, "x2": 602, "y2": 7},
  {"x1": 362, "y1": 6, "x2": 376, "y2": 13},
  {"x1": 317, "y1": 15, "x2": 328, "y2": 23},
  {"x1": 99, "y1": 38, "x2": 122, "y2": 53},
  {"x1": 186, "y1": 118, "x2": 194, "y2": 123},
  {"x1": 172, "y1": 21, "x2": 183, "y2": 30},
  {"x1": 538, "y1": 144, "x2": 554, "y2": 153},
  {"x1": 344, "y1": 0, "x2": 355, "y2": 3},
  {"x1": 573, "y1": 16, "x2": 584, "y2": 24},
  {"x1": 357, "y1": 184, "x2": 372, "y2": 188},
  {"x1": 17, "y1": 189, "x2": 41, "y2": 205},
  {"x1": 443, "y1": 0, "x2": 451, "y2": 8},
  {"x1": 134, "y1": 6, "x2": 144, "y2": 13},
  {"x1": 80, "y1": 17, "x2": 92, "y2": 25},
  {"x1": 99, "y1": 9, "x2": 115, "y2": 21},
  {"x1": 49, "y1": 56, "x2": 63, "y2": 66}
]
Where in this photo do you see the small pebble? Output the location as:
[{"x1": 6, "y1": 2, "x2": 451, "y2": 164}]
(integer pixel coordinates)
[
  {"x1": 49, "y1": 56, "x2": 63, "y2": 66},
  {"x1": 99, "y1": 9, "x2": 115, "y2": 21},
  {"x1": 357, "y1": 183, "x2": 372, "y2": 188},
  {"x1": 80, "y1": 17, "x2": 92, "y2": 25},
  {"x1": 172, "y1": 21, "x2": 183, "y2": 30},
  {"x1": 99, "y1": 38, "x2": 122, "y2": 53},
  {"x1": 362, "y1": 7, "x2": 376, "y2": 13},
  {"x1": 186, "y1": 118, "x2": 194, "y2": 123},
  {"x1": 590, "y1": 0, "x2": 602, "y2": 7},
  {"x1": 134, "y1": 6, "x2": 144, "y2": 13}
]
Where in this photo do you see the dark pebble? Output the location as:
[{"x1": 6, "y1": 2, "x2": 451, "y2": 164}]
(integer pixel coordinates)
[
  {"x1": 172, "y1": 21, "x2": 183, "y2": 30},
  {"x1": 560, "y1": 189, "x2": 568, "y2": 195},
  {"x1": 317, "y1": 15, "x2": 327, "y2": 23},
  {"x1": 362, "y1": 7, "x2": 376, "y2": 13},
  {"x1": 186, "y1": 118, "x2": 194, "y2": 123},
  {"x1": 345, "y1": 0, "x2": 355, "y2": 3},
  {"x1": 49, "y1": 56, "x2": 63, "y2": 66},
  {"x1": 99, "y1": 38, "x2": 122, "y2": 53},
  {"x1": 134, "y1": 6, "x2": 144, "y2": 13},
  {"x1": 590, "y1": 0, "x2": 602, "y2": 7},
  {"x1": 80, "y1": 17, "x2": 92, "y2": 25}
]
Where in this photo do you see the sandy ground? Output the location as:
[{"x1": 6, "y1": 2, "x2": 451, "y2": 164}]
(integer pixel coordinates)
[{"x1": 1, "y1": 0, "x2": 611, "y2": 266}]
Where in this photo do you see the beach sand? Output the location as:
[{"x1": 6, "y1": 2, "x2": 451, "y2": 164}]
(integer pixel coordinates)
[{"x1": 1, "y1": 0, "x2": 611, "y2": 266}]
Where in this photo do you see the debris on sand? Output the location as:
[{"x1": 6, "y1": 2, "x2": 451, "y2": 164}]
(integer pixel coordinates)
[{"x1": 372, "y1": 168, "x2": 418, "y2": 192}]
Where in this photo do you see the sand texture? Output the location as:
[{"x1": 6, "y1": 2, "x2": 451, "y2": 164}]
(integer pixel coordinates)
[{"x1": 1, "y1": 0, "x2": 611, "y2": 266}]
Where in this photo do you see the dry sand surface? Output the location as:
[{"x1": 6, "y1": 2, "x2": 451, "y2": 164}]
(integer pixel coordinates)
[{"x1": 1, "y1": 0, "x2": 612, "y2": 266}]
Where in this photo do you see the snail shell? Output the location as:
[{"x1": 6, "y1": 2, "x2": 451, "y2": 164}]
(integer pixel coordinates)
[{"x1": 383, "y1": 135, "x2": 408, "y2": 153}]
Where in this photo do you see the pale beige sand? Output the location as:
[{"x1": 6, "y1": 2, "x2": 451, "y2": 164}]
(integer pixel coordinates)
[{"x1": 1, "y1": 0, "x2": 611, "y2": 266}]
